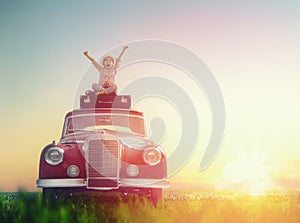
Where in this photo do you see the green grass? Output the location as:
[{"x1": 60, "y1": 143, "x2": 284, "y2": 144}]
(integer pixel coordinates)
[{"x1": 0, "y1": 191, "x2": 300, "y2": 223}]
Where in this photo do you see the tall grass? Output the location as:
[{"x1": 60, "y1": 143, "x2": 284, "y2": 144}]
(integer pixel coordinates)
[{"x1": 0, "y1": 191, "x2": 299, "y2": 223}]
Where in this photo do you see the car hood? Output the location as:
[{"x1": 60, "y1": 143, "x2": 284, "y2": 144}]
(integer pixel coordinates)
[{"x1": 59, "y1": 131, "x2": 153, "y2": 149}]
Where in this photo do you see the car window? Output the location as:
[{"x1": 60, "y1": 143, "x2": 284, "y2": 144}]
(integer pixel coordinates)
[{"x1": 64, "y1": 114, "x2": 146, "y2": 136}]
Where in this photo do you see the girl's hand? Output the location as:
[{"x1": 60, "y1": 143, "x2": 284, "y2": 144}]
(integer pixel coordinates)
[
  {"x1": 123, "y1": 46, "x2": 128, "y2": 50},
  {"x1": 84, "y1": 51, "x2": 88, "y2": 56}
]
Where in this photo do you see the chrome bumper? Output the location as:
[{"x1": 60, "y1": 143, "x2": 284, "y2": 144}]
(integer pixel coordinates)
[{"x1": 36, "y1": 178, "x2": 169, "y2": 189}]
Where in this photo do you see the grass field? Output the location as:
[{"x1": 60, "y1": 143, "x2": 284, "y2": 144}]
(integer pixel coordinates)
[{"x1": 0, "y1": 191, "x2": 300, "y2": 223}]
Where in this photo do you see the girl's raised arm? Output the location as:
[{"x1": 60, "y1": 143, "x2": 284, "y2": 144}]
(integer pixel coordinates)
[
  {"x1": 84, "y1": 51, "x2": 103, "y2": 70},
  {"x1": 116, "y1": 46, "x2": 128, "y2": 61}
]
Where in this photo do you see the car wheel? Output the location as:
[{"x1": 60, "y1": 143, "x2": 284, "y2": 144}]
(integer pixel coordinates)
[
  {"x1": 43, "y1": 188, "x2": 67, "y2": 205},
  {"x1": 150, "y1": 188, "x2": 162, "y2": 206}
]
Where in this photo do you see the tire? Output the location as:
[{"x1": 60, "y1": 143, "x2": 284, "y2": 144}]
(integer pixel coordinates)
[
  {"x1": 150, "y1": 188, "x2": 162, "y2": 206},
  {"x1": 43, "y1": 188, "x2": 69, "y2": 205}
]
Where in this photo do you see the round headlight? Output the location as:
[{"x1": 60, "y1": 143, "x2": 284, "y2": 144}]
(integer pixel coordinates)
[
  {"x1": 126, "y1": 164, "x2": 139, "y2": 177},
  {"x1": 45, "y1": 147, "x2": 64, "y2": 165},
  {"x1": 67, "y1": 165, "x2": 80, "y2": 177},
  {"x1": 143, "y1": 147, "x2": 162, "y2": 166}
]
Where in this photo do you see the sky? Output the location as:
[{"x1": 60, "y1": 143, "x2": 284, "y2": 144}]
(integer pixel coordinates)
[{"x1": 1, "y1": 0, "x2": 300, "y2": 192}]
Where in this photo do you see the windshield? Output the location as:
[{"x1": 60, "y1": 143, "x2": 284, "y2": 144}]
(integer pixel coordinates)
[{"x1": 64, "y1": 113, "x2": 146, "y2": 136}]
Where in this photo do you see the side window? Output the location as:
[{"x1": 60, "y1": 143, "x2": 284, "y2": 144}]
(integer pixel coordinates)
[{"x1": 66, "y1": 119, "x2": 73, "y2": 134}]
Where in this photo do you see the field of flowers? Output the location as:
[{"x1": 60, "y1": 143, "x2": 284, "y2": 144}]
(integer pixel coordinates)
[{"x1": 0, "y1": 190, "x2": 299, "y2": 223}]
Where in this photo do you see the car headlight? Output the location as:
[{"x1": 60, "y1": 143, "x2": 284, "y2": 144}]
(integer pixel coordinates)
[
  {"x1": 67, "y1": 165, "x2": 80, "y2": 177},
  {"x1": 45, "y1": 147, "x2": 64, "y2": 165},
  {"x1": 143, "y1": 147, "x2": 162, "y2": 166},
  {"x1": 126, "y1": 164, "x2": 139, "y2": 177}
]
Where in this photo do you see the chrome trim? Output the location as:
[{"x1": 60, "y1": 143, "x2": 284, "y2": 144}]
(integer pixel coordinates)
[
  {"x1": 143, "y1": 147, "x2": 162, "y2": 166},
  {"x1": 36, "y1": 179, "x2": 86, "y2": 188},
  {"x1": 59, "y1": 140, "x2": 85, "y2": 144},
  {"x1": 126, "y1": 164, "x2": 139, "y2": 177},
  {"x1": 36, "y1": 178, "x2": 169, "y2": 189},
  {"x1": 67, "y1": 165, "x2": 80, "y2": 177},
  {"x1": 44, "y1": 147, "x2": 64, "y2": 166},
  {"x1": 70, "y1": 108, "x2": 144, "y2": 118},
  {"x1": 86, "y1": 138, "x2": 120, "y2": 189},
  {"x1": 88, "y1": 187, "x2": 117, "y2": 190},
  {"x1": 120, "y1": 178, "x2": 169, "y2": 188},
  {"x1": 78, "y1": 108, "x2": 136, "y2": 112}
]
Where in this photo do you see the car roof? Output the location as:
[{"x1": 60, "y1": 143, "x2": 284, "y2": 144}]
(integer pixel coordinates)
[{"x1": 65, "y1": 108, "x2": 144, "y2": 118}]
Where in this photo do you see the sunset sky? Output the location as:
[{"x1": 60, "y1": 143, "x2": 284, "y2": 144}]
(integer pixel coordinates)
[{"x1": 1, "y1": 1, "x2": 300, "y2": 192}]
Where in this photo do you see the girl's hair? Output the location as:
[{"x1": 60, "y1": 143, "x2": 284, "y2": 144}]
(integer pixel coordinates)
[{"x1": 101, "y1": 55, "x2": 115, "y2": 65}]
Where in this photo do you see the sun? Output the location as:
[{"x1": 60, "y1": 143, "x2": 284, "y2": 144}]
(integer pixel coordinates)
[{"x1": 222, "y1": 150, "x2": 275, "y2": 195}]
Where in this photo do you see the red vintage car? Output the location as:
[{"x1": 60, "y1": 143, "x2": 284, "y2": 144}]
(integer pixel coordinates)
[{"x1": 36, "y1": 94, "x2": 169, "y2": 204}]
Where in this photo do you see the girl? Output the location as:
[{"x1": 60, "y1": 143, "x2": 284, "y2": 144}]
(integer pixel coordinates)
[{"x1": 84, "y1": 46, "x2": 128, "y2": 95}]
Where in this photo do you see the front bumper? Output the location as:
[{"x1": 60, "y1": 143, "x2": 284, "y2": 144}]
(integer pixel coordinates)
[{"x1": 36, "y1": 178, "x2": 169, "y2": 189}]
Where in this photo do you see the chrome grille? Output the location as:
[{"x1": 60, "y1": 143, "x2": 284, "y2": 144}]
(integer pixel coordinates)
[{"x1": 86, "y1": 139, "x2": 119, "y2": 188}]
